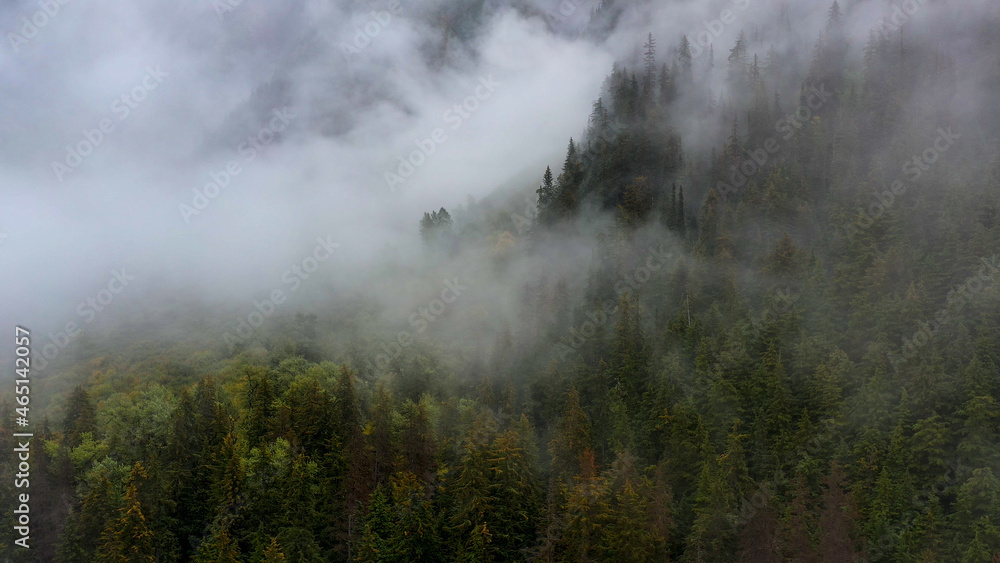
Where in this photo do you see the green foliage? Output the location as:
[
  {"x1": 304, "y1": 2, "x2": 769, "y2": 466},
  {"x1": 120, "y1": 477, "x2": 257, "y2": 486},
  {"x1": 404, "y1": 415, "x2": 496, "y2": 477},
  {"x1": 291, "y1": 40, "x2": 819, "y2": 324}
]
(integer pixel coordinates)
[{"x1": 25, "y1": 17, "x2": 1000, "y2": 563}]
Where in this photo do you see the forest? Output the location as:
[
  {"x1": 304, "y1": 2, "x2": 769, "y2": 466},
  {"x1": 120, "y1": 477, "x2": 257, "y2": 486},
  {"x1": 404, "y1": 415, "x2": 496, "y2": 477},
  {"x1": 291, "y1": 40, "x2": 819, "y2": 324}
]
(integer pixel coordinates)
[{"x1": 3, "y1": 0, "x2": 1000, "y2": 561}]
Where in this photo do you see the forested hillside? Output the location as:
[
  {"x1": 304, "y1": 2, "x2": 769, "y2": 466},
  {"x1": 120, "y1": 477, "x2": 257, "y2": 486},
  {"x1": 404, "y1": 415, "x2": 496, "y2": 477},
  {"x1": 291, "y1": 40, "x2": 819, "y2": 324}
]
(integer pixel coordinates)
[{"x1": 4, "y1": 0, "x2": 1000, "y2": 561}]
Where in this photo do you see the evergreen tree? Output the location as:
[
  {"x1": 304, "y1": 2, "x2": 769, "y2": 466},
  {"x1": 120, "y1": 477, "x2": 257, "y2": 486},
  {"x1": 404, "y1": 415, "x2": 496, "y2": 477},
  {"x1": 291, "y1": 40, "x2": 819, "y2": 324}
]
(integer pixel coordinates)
[
  {"x1": 357, "y1": 486, "x2": 394, "y2": 563},
  {"x1": 816, "y1": 463, "x2": 860, "y2": 562},
  {"x1": 262, "y1": 537, "x2": 288, "y2": 562},
  {"x1": 388, "y1": 472, "x2": 441, "y2": 562},
  {"x1": 642, "y1": 33, "x2": 657, "y2": 95},
  {"x1": 683, "y1": 455, "x2": 736, "y2": 563},
  {"x1": 679, "y1": 35, "x2": 693, "y2": 81},
  {"x1": 96, "y1": 463, "x2": 157, "y2": 563},
  {"x1": 727, "y1": 32, "x2": 749, "y2": 95},
  {"x1": 561, "y1": 449, "x2": 608, "y2": 562},
  {"x1": 677, "y1": 185, "x2": 686, "y2": 236},
  {"x1": 194, "y1": 520, "x2": 241, "y2": 563},
  {"x1": 63, "y1": 385, "x2": 97, "y2": 447},
  {"x1": 555, "y1": 139, "x2": 585, "y2": 218},
  {"x1": 658, "y1": 63, "x2": 673, "y2": 108},
  {"x1": 537, "y1": 166, "x2": 557, "y2": 225},
  {"x1": 550, "y1": 386, "x2": 593, "y2": 479},
  {"x1": 826, "y1": 1, "x2": 842, "y2": 31},
  {"x1": 736, "y1": 491, "x2": 782, "y2": 563},
  {"x1": 780, "y1": 472, "x2": 817, "y2": 563}
]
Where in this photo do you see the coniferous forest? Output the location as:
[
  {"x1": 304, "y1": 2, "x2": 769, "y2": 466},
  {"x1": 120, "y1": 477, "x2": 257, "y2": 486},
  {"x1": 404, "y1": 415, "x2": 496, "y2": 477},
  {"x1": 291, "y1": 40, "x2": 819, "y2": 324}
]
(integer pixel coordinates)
[{"x1": 4, "y1": 0, "x2": 1000, "y2": 561}]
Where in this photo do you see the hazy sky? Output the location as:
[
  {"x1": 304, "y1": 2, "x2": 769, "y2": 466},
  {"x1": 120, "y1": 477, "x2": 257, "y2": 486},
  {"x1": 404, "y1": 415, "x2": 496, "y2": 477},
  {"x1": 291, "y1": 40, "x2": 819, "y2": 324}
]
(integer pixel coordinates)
[{"x1": 1, "y1": 0, "x2": 994, "y2": 342}]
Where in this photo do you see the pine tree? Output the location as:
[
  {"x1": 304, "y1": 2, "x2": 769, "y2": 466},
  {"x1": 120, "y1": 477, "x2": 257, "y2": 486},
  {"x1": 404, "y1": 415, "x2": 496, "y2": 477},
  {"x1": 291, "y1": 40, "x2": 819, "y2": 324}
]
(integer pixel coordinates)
[
  {"x1": 780, "y1": 472, "x2": 816, "y2": 563},
  {"x1": 954, "y1": 468, "x2": 1000, "y2": 561},
  {"x1": 261, "y1": 537, "x2": 288, "y2": 562},
  {"x1": 611, "y1": 292, "x2": 650, "y2": 419},
  {"x1": 401, "y1": 398, "x2": 437, "y2": 485},
  {"x1": 276, "y1": 454, "x2": 324, "y2": 560},
  {"x1": 388, "y1": 472, "x2": 441, "y2": 562},
  {"x1": 450, "y1": 440, "x2": 494, "y2": 562},
  {"x1": 555, "y1": 139, "x2": 584, "y2": 217},
  {"x1": 658, "y1": 63, "x2": 673, "y2": 108},
  {"x1": 958, "y1": 395, "x2": 1000, "y2": 470},
  {"x1": 419, "y1": 207, "x2": 454, "y2": 245},
  {"x1": 357, "y1": 486, "x2": 394, "y2": 563},
  {"x1": 485, "y1": 417, "x2": 542, "y2": 559},
  {"x1": 63, "y1": 385, "x2": 97, "y2": 447},
  {"x1": 678, "y1": 35, "x2": 693, "y2": 80},
  {"x1": 727, "y1": 32, "x2": 749, "y2": 94},
  {"x1": 550, "y1": 386, "x2": 593, "y2": 479},
  {"x1": 670, "y1": 60, "x2": 681, "y2": 98},
  {"x1": 744, "y1": 344, "x2": 792, "y2": 474},
  {"x1": 826, "y1": 1, "x2": 842, "y2": 32},
  {"x1": 724, "y1": 114, "x2": 743, "y2": 165},
  {"x1": 537, "y1": 166, "x2": 556, "y2": 221},
  {"x1": 674, "y1": 186, "x2": 687, "y2": 238},
  {"x1": 665, "y1": 182, "x2": 678, "y2": 231},
  {"x1": 194, "y1": 520, "x2": 242, "y2": 563},
  {"x1": 368, "y1": 383, "x2": 397, "y2": 490},
  {"x1": 589, "y1": 98, "x2": 609, "y2": 140},
  {"x1": 96, "y1": 463, "x2": 157, "y2": 563},
  {"x1": 163, "y1": 388, "x2": 212, "y2": 561},
  {"x1": 764, "y1": 233, "x2": 801, "y2": 276},
  {"x1": 617, "y1": 176, "x2": 654, "y2": 228},
  {"x1": 642, "y1": 33, "x2": 657, "y2": 95},
  {"x1": 337, "y1": 365, "x2": 370, "y2": 551},
  {"x1": 747, "y1": 54, "x2": 772, "y2": 147},
  {"x1": 736, "y1": 488, "x2": 781, "y2": 563},
  {"x1": 561, "y1": 449, "x2": 608, "y2": 562},
  {"x1": 683, "y1": 455, "x2": 736, "y2": 563},
  {"x1": 816, "y1": 462, "x2": 860, "y2": 562},
  {"x1": 599, "y1": 479, "x2": 660, "y2": 561},
  {"x1": 677, "y1": 185, "x2": 686, "y2": 236},
  {"x1": 210, "y1": 430, "x2": 243, "y2": 517},
  {"x1": 244, "y1": 366, "x2": 276, "y2": 449}
]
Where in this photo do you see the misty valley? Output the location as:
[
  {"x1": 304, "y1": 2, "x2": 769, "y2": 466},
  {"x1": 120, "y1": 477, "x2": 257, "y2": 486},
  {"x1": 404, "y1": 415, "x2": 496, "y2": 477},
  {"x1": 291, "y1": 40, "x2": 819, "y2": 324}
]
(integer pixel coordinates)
[{"x1": 3, "y1": 0, "x2": 1000, "y2": 562}]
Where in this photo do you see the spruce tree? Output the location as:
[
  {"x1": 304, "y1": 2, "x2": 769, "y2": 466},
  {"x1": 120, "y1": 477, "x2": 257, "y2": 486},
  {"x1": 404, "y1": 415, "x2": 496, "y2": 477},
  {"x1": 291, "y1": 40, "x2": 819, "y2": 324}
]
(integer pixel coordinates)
[
  {"x1": 96, "y1": 463, "x2": 157, "y2": 563},
  {"x1": 642, "y1": 33, "x2": 657, "y2": 94}
]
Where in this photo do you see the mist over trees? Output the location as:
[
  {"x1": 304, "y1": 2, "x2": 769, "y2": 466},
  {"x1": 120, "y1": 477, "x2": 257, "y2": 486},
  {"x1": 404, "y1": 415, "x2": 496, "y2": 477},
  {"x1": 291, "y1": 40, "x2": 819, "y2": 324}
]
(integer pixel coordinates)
[{"x1": 4, "y1": 0, "x2": 1000, "y2": 561}]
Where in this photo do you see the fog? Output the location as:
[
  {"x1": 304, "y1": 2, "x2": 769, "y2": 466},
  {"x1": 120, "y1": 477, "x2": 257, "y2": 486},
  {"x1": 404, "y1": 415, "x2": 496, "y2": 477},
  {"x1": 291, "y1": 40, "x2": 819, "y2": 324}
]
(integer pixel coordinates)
[{"x1": 2, "y1": 0, "x2": 998, "y2": 379}]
